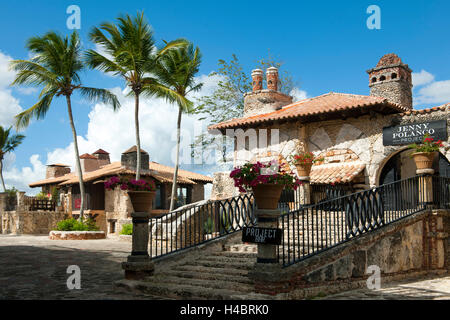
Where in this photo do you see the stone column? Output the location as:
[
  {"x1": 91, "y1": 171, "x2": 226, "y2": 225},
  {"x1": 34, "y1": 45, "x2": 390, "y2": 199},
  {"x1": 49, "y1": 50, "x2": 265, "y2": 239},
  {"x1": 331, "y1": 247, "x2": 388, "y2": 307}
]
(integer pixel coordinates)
[
  {"x1": 249, "y1": 209, "x2": 283, "y2": 282},
  {"x1": 16, "y1": 191, "x2": 25, "y2": 211},
  {"x1": 297, "y1": 178, "x2": 311, "y2": 205},
  {"x1": 121, "y1": 211, "x2": 154, "y2": 280},
  {"x1": 417, "y1": 169, "x2": 434, "y2": 205}
]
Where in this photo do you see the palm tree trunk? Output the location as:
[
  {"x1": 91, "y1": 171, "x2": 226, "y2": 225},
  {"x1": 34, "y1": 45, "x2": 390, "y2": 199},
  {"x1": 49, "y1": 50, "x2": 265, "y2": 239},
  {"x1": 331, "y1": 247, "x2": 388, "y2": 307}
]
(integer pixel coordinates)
[
  {"x1": 0, "y1": 160, "x2": 6, "y2": 192},
  {"x1": 135, "y1": 93, "x2": 141, "y2": 180},
  {"x1": 169, "y1": 106, "x2": 183, "y2": 211},
  {"x1": 66, "y1": 95, "x2": 85, "y2": 220}
]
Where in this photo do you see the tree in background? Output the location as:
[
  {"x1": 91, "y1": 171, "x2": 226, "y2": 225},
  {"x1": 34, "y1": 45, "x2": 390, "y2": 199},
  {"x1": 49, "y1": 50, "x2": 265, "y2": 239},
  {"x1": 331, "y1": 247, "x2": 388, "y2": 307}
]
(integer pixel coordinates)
[
  {"x1": 191, "y1": 51, "x2": 297, "y2": 164},
  {"x1": 10, "y1": 31, "x2": 120, "y2": 218},
  {"x1": 0, "y1": 126, "x2": 25, "y2": 192},
  {"x1": 85, "y1": 12, "x2": 187, "y2": 180},
  {"x1": 151, "y1": 42, "x2": 203, "y2": 211}
]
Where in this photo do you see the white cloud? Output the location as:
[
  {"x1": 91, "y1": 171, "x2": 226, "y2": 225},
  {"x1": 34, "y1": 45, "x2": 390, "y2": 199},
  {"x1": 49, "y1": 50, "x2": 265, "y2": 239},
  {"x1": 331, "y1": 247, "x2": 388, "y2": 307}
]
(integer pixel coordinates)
[
  {"x1": 290, "y1": 87, "x2": 308, "y2": 101},
  {"x1": 3, "y1": 154, "x2": 46, "y2": 194},
  {"x1": 0, "y1": 51, "x2": 22, "y2": 127},
  {"x1": 413, "y1": 69, "x2": 450, "y2": 105},
  {"x1": 412, "y1": 70, "x2": 435, "y2": 87}
]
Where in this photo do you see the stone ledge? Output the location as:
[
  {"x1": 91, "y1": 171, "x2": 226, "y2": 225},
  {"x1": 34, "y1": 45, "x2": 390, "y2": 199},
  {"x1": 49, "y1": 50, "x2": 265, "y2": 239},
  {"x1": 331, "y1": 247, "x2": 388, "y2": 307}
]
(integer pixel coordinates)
[{"x1": 49, "y1": 230, "x2": 106, "y2": 240}]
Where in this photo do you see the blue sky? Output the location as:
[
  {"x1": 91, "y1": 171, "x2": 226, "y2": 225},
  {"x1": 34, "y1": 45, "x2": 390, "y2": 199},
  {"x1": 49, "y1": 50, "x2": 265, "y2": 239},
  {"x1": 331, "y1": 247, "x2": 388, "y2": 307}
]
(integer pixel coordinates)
[{"x1": 0, "y1": 0, "x2": 449, "y2": 193}]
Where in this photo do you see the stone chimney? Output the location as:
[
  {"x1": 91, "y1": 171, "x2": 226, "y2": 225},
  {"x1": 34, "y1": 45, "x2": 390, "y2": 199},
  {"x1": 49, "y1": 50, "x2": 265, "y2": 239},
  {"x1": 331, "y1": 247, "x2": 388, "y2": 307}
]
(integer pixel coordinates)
[
  {"x1": 266, "y1": 67, "x2": 279, "y2": 91},
  {"x1": 367, "y1": 53, "x2": 413, "y2": 109},
  {"x1": 45, "y1": 164, "x2": 71, "y2": 179},
  {"x1": 93, "y1": 149, "x2": 110, "y2": 167},
  {"x1": 121, "y1": 146, "x2": 149, "y2": 171},
  {"x1": 80, "y1": 153, "x2": 100, "y2": 173},
  {"x1": 243, "y1": 66, "x2": 293, "y2": 117},
  {"x1": 251, "y1": 69, "x2": 263, "y2": 91}
]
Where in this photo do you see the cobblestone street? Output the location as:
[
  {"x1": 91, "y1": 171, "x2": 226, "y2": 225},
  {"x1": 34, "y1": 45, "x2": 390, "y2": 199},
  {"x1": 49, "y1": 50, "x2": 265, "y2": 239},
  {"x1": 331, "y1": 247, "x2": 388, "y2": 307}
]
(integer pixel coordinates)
[
  {"x1": 321, "y1": 275, "x2": 450, "y2": 300},
  {"x1": 0, "y1": 235, "x2": 160, "y2": 300},
  {"x1": 0, "y1": 235, "x2": 449, "y2": 300}
]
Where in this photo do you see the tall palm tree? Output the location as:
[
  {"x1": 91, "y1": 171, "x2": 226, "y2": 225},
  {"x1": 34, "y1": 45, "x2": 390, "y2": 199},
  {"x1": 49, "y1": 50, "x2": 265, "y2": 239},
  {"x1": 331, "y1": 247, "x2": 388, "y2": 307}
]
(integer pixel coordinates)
[
  {"x1": 10, "y1": 31, "x2": 120, "y2": 218},
  {"x1": 0, "y1": 126, "x2": 25, "y2": 192},
  {"x1": 85, "y1": 11, "x2": 186, "y2": 180},
  {"x1": 151, "y1": 42, "x2": 202, "y2": 211}
]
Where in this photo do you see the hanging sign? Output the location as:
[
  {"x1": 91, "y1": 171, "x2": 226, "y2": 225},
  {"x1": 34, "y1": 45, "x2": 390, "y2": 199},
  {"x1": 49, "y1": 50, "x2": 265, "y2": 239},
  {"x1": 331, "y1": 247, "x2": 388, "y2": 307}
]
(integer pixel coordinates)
[
  {"x1": 242, "y1": 227, "x2": 282, "y2": 245},
  {"x1": 383, "y1": 120, "x2": 447, "y2": 146}
]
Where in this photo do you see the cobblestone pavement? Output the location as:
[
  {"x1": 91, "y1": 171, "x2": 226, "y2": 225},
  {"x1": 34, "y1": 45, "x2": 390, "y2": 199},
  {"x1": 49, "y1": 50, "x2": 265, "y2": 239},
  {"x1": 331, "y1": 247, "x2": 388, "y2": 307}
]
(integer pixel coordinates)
[
  {"x1": 1, "y1": 235, "x2": 449, "y2": 300},
  {"x1": 321, "y1": 275, "x2": 450, "y2": 300},
  {"x1": 0, "y1": 234, "x2": 162, "y2": 300}
]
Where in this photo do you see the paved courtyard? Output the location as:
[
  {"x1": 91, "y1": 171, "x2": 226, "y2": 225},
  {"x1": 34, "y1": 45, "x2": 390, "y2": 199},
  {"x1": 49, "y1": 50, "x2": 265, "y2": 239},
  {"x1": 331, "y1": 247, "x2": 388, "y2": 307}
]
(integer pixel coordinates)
[{"x1": 0, "y1": 235, "x2": 449, "y2": 300}]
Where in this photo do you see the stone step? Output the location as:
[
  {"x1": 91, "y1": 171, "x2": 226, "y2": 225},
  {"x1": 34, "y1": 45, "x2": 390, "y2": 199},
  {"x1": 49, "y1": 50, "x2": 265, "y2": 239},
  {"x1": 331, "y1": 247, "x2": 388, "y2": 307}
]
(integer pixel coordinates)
[
  {"x1": 172, "y1": 264, "x2": 250, "y2": 277},
  {"x1": 199, "y1": 253, "x2": 255, "y2": 265},
  {"x1": 162, "y1": 269, "x2": 254, "y2": 284},
  {"x1": 182, "y1": 258, "x2": 253, "y2": 271},
  {"x1": 116, "y1": 280, "x2": 269, "y2": 300},
  {"x1": 149, "y1": 274, "x2": 255, "y2": 292},
  {"x1": 210, "y1": 251, "x2": 257, "y2": 259}
]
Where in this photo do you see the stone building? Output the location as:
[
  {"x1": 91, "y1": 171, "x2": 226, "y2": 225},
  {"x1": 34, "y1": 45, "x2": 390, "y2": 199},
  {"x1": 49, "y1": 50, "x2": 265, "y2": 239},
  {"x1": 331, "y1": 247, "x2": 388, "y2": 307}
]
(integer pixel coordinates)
[
  {"x1": 209, "y1": 53, "x2": 450, "y2": 200},
  {"x1": 29, "y1": 146, "x2": 213, "y2": 234}
]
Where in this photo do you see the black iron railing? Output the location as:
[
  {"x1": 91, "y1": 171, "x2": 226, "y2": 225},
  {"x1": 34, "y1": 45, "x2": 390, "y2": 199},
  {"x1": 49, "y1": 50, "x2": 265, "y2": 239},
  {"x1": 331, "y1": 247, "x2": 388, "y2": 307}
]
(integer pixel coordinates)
[
  {"x1": 149, "y1": 193, "x2": 256, "y2": 259},
  {"x1": 278, "y1": 175, "x2": 445, "y2": 267}
]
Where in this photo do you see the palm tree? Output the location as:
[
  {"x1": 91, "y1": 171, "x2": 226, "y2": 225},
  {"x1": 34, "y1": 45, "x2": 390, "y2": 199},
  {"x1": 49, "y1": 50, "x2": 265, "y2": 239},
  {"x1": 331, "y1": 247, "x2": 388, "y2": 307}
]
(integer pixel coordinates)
[
  {"x1": 10, "y1": 31, "x2": 120, "y2": 218},
  {"x1": 0, "y1": 126, "x2": 25, "y2": 192},
  {"x1": 151, "y1": 42, "x2": 202, "y2": 211},
  {"x1": 85, "y1": 11, "x2": 186, "y2": 180}
]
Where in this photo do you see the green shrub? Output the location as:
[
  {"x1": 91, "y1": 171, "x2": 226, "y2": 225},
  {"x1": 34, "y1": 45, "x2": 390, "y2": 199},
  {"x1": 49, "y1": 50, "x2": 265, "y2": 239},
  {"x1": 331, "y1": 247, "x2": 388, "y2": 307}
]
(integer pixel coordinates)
[
  {"x1": 120, "y1": 223, "x2": 133, "y2": 235},
  {"x1": 56, "y1": 218, "x2": 99, "y2": 231},
  {"x1": 35, "y1": 191, "x2": 48, "y2": 200},
  {"x1": 5, "y1": 187, "x2": 18, "y2": 198},
  {"x1": 203, "y1": 217, "x2": 214, "y2": 234}
]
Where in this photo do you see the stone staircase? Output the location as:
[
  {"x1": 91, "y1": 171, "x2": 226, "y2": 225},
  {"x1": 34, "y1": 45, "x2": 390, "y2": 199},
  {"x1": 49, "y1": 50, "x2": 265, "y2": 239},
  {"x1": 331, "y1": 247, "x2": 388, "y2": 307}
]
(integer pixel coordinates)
[{"x1": 116, "y1": 243, "x2": 274, "y2": 300}]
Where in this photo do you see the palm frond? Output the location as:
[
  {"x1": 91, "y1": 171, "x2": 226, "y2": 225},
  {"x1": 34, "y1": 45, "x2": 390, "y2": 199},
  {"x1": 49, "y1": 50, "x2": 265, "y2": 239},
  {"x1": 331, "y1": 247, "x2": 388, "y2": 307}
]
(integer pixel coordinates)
[
  {"x1": 79, "y1": 87, "x2": 121, "y2": 110},
  {"x1": 14, "y1": 90, "x2": 56, "y2": 130}
]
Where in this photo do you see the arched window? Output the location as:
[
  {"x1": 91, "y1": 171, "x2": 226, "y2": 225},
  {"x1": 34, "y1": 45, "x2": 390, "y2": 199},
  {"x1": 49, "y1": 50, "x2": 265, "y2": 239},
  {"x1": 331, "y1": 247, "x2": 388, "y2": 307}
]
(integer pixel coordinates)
[
  {"x1": 391, "y1": 73, "x2": 397, "y2": 79},
  {"x1": 372, "y1": 77, "x2": 377, "y2": 83},
  {"x1": 380, "y1": 75, "x2": 386, "y2": 81}
]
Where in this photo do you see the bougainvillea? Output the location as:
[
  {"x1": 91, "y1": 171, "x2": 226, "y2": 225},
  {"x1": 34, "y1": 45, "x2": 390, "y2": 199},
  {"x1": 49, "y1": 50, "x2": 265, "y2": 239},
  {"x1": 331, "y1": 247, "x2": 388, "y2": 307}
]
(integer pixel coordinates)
[
  {"x1": 230, "y1": 160, "x2": 301, "y2": 193},
  {"x1": 408, "y1": 134, "x2": 444, "y2": 153},
  {"x1": 104, "y1": 176, "x2": 156, "y2": 192}
]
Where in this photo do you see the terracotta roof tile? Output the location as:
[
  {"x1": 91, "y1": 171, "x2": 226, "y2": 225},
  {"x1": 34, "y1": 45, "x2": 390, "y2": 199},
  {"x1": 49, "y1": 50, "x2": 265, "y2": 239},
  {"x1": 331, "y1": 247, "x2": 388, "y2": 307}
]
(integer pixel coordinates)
[
  {"x1": 29, "y1": 161, "x2": 213, "y2": 187},
  {"x1": 399, "y1": 103, "x2": 449, "y2": 116},
  {"x1": 310, "y1": 161, "x2": 365, "y2": 184},
  {"x1": 122, "y1": 146, "x2": 148, "y2": 154},
  {"x1": 93, "y1": 149, "x2": 109, "y2": 154},
  {"x1": 79, "y1": 153, "x2": 97, "y2": 160},
  {"x1": 209, "y1": 92, "x2": 407, "y2": 130}
]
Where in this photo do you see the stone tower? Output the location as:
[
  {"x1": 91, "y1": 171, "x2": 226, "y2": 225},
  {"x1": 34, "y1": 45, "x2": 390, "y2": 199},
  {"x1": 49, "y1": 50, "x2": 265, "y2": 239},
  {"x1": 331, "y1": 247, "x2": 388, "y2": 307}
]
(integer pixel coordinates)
[
  {"x1": 367, "y1": 53, "x2": 413, "y2": 110},
  {"x1": 243, "y1": 67, "x2": 293, "y2": 117}
]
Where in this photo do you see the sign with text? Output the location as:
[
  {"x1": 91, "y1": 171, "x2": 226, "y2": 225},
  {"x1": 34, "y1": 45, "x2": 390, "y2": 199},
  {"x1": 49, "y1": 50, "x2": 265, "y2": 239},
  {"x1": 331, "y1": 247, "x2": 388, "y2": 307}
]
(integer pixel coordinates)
[
  {"x1": 383, "y1": 120, "x2": 447, "y2": 146},
  {"x1": 242, "y1": 227, "x2": 282, "y2": 245}
]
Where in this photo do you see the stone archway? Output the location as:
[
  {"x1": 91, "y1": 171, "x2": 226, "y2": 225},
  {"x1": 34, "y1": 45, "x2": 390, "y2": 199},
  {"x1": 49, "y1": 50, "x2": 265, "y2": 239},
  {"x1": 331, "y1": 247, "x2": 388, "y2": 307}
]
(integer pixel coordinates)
[{"x1": 378, "y1": 149, "x2": 450, "y2": 185}]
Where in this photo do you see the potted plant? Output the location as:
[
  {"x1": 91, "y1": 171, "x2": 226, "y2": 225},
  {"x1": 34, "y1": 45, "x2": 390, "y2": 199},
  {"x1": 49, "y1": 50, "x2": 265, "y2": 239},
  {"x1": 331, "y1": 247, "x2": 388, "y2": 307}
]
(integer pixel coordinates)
[
  {"x1": 290, "y1": 152, "x2": 323, "y2": 177},
  {"x1": 105, "y1": 176, "x2": 156, "y2": 213},
  {"x1": 230, "y1": 160, "x2": 301, "y2": 210},
  {"x1": 408, "y1": 134, "x2": 443, "y2": 170},
  {"x1": 203, "y1": 217, "x2": 217, "y2": 240}
]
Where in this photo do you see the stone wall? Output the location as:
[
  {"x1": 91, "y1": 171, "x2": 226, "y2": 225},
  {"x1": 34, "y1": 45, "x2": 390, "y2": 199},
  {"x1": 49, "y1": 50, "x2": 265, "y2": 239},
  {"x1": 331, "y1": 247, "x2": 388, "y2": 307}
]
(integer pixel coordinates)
[
  {"x1": 191, "y1": 184, "x2": 205, "y2": 203},
  {"x1": 1, "y1": 210, "x2": 66, "y2": 234},
  {"x1": 250, "y1": 209, "x2": 449, "y2": 297}
]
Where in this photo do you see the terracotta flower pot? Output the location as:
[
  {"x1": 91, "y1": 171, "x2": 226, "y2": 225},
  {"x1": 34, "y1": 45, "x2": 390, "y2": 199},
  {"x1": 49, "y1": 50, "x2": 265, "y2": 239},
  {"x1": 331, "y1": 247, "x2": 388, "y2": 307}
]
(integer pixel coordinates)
[
  {"x1": 252, "y1": 183, "x2": 284, "y2": 210},
  {"x1": 295, "y1": 163, "x2": 313, "y2": 177},
  {"x1": 412, "y1": 152, "x2": 436, "y2": 170},
  {"x1": 127, "y1": 191, "x2": 156, "y2": 213}
]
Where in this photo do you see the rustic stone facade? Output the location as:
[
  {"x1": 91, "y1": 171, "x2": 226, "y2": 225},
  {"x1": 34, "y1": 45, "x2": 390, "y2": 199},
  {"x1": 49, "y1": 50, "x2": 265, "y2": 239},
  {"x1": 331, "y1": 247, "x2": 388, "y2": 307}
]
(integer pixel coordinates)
[
  {"x1": 243, "y1": 90, "x2": 293, "y2": 117},
  {"x1": 1, "y1": 210, "x2": 66, "y2": 234}
]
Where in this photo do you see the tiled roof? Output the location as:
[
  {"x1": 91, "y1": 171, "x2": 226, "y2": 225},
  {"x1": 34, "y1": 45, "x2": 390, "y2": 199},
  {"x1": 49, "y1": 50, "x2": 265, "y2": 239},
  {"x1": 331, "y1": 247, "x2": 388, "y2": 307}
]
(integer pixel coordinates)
[
  {"x1": 123, "y1": 146, "x2": 148, "y2": 154},
  {"x1": 93, "y1": 149, "x2": 109, "y2": 154},
  {"x1": 79, "y1": 153, "x2": 98, "y2": 160},
  {"x1": 310, "y1": 161, "x2": 366, "y2": 184},
  {"x1": 209, "y1": 93, "x2": 408, "y2": 130},
  {"x1": 398, "y1": 103, "x2": 449, "y2": 116},
  {"x1": 29, "y1": 161, "x2": 213, "y2": 187},
  {"x1": 47, "y1": 163, "x2": 70, "y2": 167}
]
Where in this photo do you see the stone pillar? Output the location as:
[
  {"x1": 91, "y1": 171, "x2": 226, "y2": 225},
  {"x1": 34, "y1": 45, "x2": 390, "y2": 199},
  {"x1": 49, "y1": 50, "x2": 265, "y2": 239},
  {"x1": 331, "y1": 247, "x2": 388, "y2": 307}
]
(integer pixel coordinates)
[
  {"x1": 249, "y1": 209, "x2": 282, "y2": 283},
  {"x1": 121, "y1": 211, "x2": 154, "y2": 280},
  {"x1": 16, "y1": 191, "x2": 25, "y2": 211},
  {"x1": 297, "y1": 178, "x2": 311, "y2": 205},
  {"x1": 417, "y1": 169, "x2": 434, "y2": 205}
]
